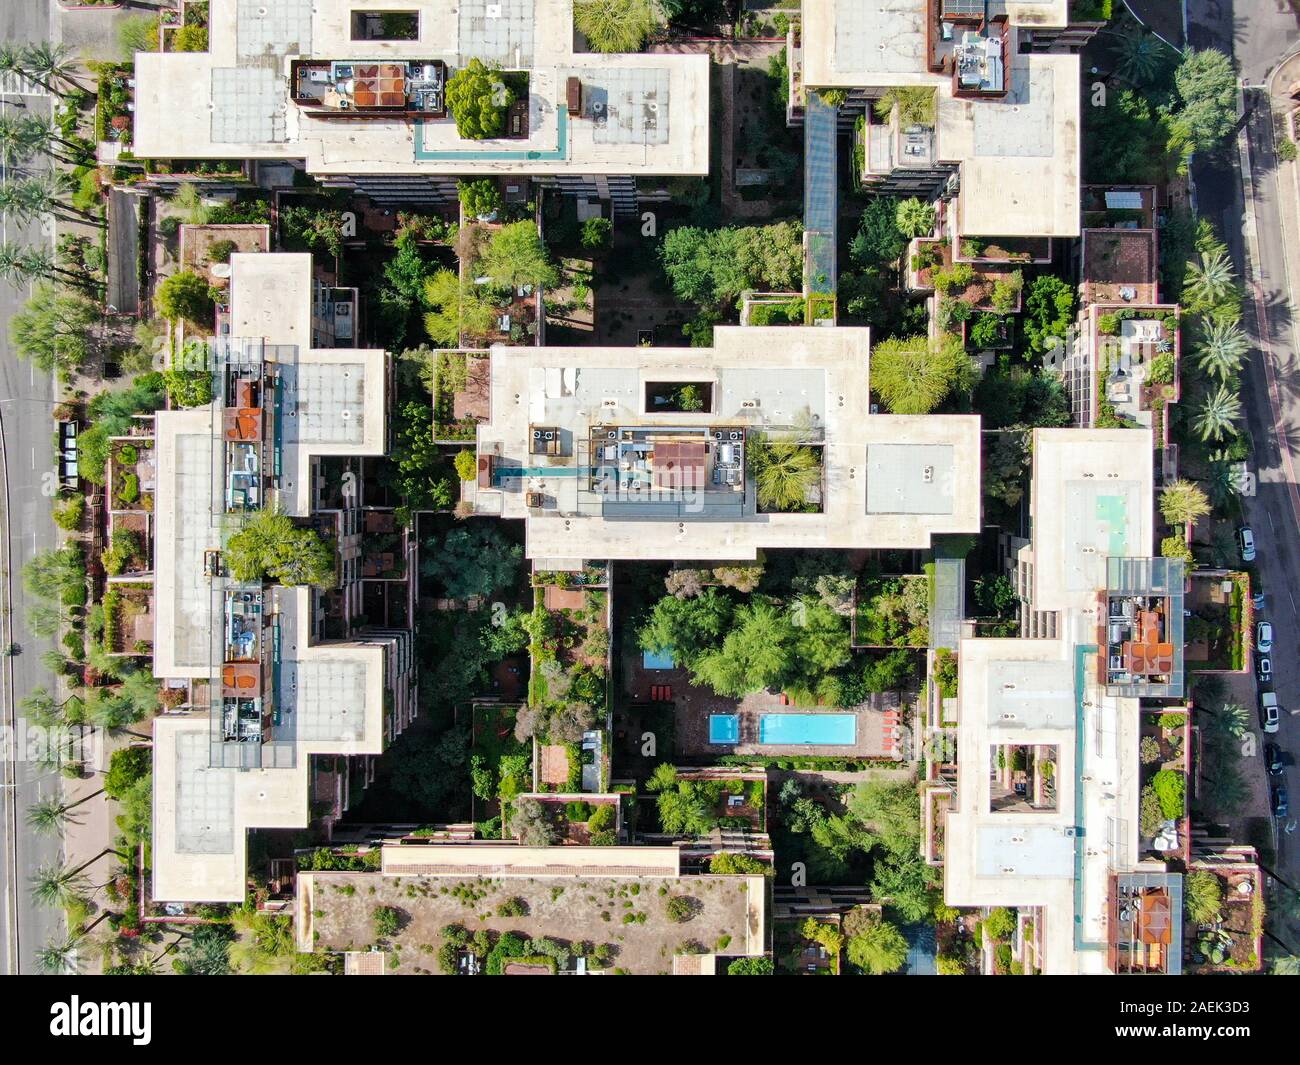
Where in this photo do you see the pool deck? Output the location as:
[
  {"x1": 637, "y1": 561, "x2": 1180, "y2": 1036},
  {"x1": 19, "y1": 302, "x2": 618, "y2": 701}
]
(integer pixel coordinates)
[{"x1": 624, "y1": 638, "x2": 908, "y2": 761}]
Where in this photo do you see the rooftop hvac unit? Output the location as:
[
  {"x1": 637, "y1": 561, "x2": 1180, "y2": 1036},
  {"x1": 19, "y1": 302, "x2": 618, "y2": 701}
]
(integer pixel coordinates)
[
  {"x1": 729, "y1": 430, "x2": 741, "y2": 440},
  {"x1": 922, "y1": 464, "x2": 934, "y2": 483},
  {"x1": 740, "y1": 400, "x2": 758, "y2": 409}
]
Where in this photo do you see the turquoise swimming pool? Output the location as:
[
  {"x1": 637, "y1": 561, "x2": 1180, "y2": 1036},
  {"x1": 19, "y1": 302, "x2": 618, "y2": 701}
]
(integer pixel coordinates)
[
  {"x1": 759, "y1": 713, "x2": 856, "y2": 746},
  {"x1": 709, "y1": 714, "x2": 739, "y2": 744}
]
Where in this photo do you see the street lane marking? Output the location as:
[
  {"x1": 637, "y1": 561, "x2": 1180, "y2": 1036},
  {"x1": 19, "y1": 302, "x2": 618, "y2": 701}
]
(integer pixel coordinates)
[{"x1": 0, "y1": 74, "x2": 49, "y2": 97}]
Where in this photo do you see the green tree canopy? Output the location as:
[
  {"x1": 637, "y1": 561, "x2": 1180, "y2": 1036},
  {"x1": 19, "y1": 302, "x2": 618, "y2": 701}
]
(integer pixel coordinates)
[
  {"x1": 9, "y1": 282, "x2": 97, "y2": 373},
  {"x1": 659, "y1": 221, "x2": 803, "y2": 310},
  {"x1": 846, "y1": 917, "x2": 908, "y2": 974},
  {"x1": 224, "y1": 509, "x2": 336, "y2": 587},
  {"x1": 1022, "y1": 274, "x2": 1077, "y2": 354},
  {"x1": 446, "y1": 59, "x2": 513, "y2": 139},
  {"x1": 1168, "y1": 49, "x2": 1238, "y2": 171},
  {"x1": 481, "y1": 220, "x2": 558, "y2": 290},
  {"x1": 422, "y1": 268, "x2": 497, "y2": 346},
  {"x1": 420, "y1": 523, "x2": 522, "y2": 600},
  {"x1": 156, "y1": 270, "x2": 215, "y2": 324},
  {"x1": 457, "y1": 178, "x2": 502, "y2": 220},
  {"x1": 749, "y1": 436, "x2": 822, "y2": 512}
]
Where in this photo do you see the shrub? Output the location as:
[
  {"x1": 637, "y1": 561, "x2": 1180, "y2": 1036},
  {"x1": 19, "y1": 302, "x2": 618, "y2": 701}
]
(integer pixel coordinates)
[
  {"x1": 1184, "y1": 871, "x2": 1224, "y2": 925},
  {"x1": 52, "y1": 494, "x2": 85, "y2": 531},
  {"x1": 457, "y1": 178, "x2": 502, "y2": 219},
  {"x1": 580, "y1": 216, "x2": 613, "y2": 250},
  {"x1": 117, "y1": 471, "x2": 140, "y2": 505},
  {"x1": 990, "y1": 270, "x2": 1023, "y2": 313},
  {"x1": 931, "y1": 262, "x2": 974, "y2": 294},
  {"x1": 1140, "y1": 736, "x2": 1162, "y2": 765},
  {"x1": 156, "y1": 270, "x2": 214, "y2": 324},
  {"x1": 727, "y1": 956, "x2": 774, "y2": 975},
  {"x1": 1152, "y1": 768, "x2": 1186, "y2": 820},
  {"x1": 445, "y1": 59, "x2": 512, "y2": 140},
  {"x1": 665, "y1": 895, "x2": 696, "y2": 923},
  {"x1": 453, "y1": 449, "x2": 478, "y2": 481},
  {"x1": 968, "y1": 313, "x2": 1004, "y2": 348},
  {"x1": 496, "y1": 896, "x2": 528, "y2": 918},
  {"x1": 1161, "y1": 535, "x2": 1193, "y2": 563},
  {"x1": 105, "y1": 746, "x2": 151, "y2": 800},
  {"x1": 372, "y1": 906, "x2": 401, "y2": 939},
  {"x1": 206, "y1": 239, "x2": 236, "y2": 265},
  {"x1": 1147, "y1": 351, "x2": 1177, "y2": 385}
]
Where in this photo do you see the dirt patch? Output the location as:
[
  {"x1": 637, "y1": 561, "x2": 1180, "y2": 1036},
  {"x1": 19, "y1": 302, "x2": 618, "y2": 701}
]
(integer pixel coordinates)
[{"x1": 306, "y1": 872, "x2": 757, "y2": 974}]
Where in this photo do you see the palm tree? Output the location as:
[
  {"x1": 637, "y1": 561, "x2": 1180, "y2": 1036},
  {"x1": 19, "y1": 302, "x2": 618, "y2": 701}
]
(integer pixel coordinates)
[
  {"x1": 26, "y1": 797, "x2": 84, "y2": 837},
  {"x1": 27, "y1": 603, "x2": 75, "y2": 640},
  {"x1": 0, "y1": 115, "x2": 37, "y2": 167},
  {"x1": 1159, "y1": 478, "x2": 1211, "y2": 527},
  {"x1": 1193, "y1": 319, "x2": 1249, "y2": 382},
  {"x1": 19, "y1": 687, "x2": 84, "y2": 728},
  {"x1": 6, "y1": 115, "x2": 89, "y2": 166},
  {"x1": 752, "y1": 438, "x2": 822, "y2": 511},
  {"x1": 13, "y1": 175, "x2": 103, "y2": 226},
  {"x1": 1193, "y1": 384, "x2": 1242, "y2": 442},
  {"x1": 1113, "y1": 31, "x2": 1173, "y2": 87},
  {"x1": 1205, "y1": 450, "x2": 1241, "y2": 508},
  {"x1": 0, "y1": 44, "x2": 23, "y2": 83},
  {"x1": 19, "y1": 42, "x2": 87, "y2": 97},
  {"x1": 1183, "y1": 249, "x2": 1237, "y2": 310},
  {"x1": 0, "y1": 241, "x2": 99, "y2": 291},
  {"x1": 30, "y1": 863, "x2": 90, "y2": 909},
  {"x1": 35, "y1": 936, "x2": 80, "y2": 974},
  {"x1": 1203, "y1": 702, "x2": 1250, "y2": 741},
  {"x1": 895, "y1": 197, "x2": 936, "y2": 239}
]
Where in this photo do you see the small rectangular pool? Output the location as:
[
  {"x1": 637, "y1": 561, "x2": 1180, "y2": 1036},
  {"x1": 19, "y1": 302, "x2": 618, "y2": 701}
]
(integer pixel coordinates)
[
  {"x1": 759, "y1": 713, "x2": 857, "y2": 746},
  {"x1": 643, "y1": 648, "x2": 675, "y2": 670},
  {"x1": 708, "y1": 714, "x2": 739, "y2": 744}
]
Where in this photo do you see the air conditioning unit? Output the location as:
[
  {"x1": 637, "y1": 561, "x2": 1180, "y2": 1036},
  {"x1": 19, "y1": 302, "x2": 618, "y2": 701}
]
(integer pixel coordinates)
[{"x1": 922, "y1": 464, "x2": 934, "y2": 483}]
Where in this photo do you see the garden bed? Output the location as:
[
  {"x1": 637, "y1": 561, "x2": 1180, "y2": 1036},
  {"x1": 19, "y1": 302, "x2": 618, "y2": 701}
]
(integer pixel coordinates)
[{"x1": 852, "y1": 574, "x2": 930, "y2": 648}]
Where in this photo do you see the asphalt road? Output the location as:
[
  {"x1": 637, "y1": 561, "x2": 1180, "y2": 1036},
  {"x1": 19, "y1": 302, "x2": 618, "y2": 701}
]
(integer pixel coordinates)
[
  {"x1": 0, "y1": 0, "x2": 65, "y2": 976},
  {"x1": 1188, "y1": 0, "x2": 1300, "y2": 919}
]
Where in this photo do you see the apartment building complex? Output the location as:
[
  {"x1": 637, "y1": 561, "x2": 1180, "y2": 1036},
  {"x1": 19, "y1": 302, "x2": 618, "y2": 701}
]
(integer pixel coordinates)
[
  {"x1": 150, "y1": 253, "x2": 417, "y2": 902},
  {"x1": 465, "y1": 326, "x2": 982, "y2": 566},
  {"x1": 130, "y1": 0, "x2": 709, "y2": 213},
  {"x1": 791, "y1": 0, "x2": 1092, "y2": 241}
]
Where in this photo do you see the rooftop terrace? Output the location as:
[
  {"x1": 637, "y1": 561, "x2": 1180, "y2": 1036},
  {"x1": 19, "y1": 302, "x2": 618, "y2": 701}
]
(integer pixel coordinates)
[
  {"x1": 473, "y1": 327, "x2": 981, "y2": 562},
  {"x1": 131, "y1": 0, "x2": 708, "y2": 177},
  {"x1": 295, "y1": 846, "x2": 766, "y2": 974}
]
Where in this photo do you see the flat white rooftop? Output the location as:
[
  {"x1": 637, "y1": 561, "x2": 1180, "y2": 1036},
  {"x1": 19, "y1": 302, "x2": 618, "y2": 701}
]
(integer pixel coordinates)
[
  {"x1": 476, "y1": 326, "x2": 982, "y2": 562},
  {"x1": 151, "y1": 254, "x2": 391, "y2": 903},
  {"x1": 946, "y1": 425, "x2": 1150, "y2": 974},
  {"x1": 1030, "y1": 427, "x2": 1154, "y2": 616},
  {"x1": 799, "y1": 0, "x2": 1080, "y2": 237},
  {"x1": 131, "y1": 0, "x2": 708, "y2": 177}
]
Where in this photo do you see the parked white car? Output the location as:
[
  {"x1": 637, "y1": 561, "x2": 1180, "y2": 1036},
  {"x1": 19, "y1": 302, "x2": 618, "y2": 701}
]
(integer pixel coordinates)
[
  {"x1": 1257, "y1": 621, "x2": 1274, "y2": 653},
  {"x1": 1239, "y1": 526, "x2": 1256, "y2": 562},
  {"x1": 1261, "y1": 692, "x2": 1281, "y2": 734}
]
